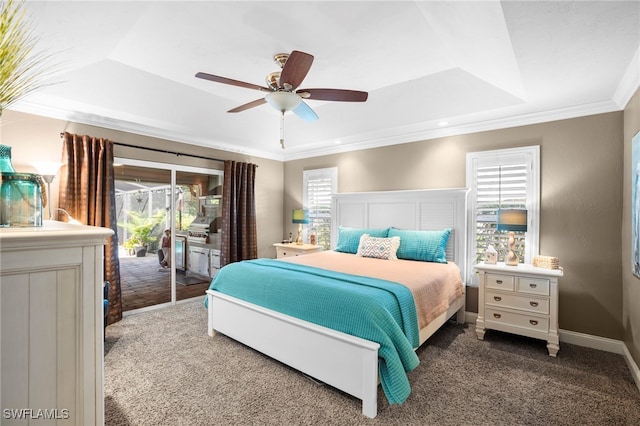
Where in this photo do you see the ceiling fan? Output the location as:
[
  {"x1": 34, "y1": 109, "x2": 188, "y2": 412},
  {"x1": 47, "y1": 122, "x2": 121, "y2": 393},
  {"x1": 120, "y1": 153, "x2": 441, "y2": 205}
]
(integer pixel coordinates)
[{"x1": 195, "y1": 50, "x2": 368, "y2": 148}]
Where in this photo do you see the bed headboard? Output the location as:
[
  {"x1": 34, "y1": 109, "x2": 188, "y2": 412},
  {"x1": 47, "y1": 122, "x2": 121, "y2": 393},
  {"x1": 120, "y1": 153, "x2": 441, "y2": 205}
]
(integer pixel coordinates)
[{"x1": 331, "y1": 188, "x2": 469, "y2": 282}]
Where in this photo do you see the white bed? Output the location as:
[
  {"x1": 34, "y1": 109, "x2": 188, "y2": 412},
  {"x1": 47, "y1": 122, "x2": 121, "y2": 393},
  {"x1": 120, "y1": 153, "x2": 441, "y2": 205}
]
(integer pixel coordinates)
[{"x1": 206, "y1": 188, "x2": 468, "y2": 418}]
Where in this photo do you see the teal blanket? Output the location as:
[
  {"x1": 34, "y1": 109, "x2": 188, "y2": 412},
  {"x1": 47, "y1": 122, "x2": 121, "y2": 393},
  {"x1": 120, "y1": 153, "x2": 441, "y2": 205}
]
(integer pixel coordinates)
[{"x1": 205, "y1": 258, "x2": 420, "y2": 405}]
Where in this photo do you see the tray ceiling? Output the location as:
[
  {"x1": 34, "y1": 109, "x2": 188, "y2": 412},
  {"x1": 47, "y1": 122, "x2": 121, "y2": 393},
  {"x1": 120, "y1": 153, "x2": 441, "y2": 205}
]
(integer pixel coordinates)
[{"x1": 10, "y1": 1, "x2": 640, "y2": 161}]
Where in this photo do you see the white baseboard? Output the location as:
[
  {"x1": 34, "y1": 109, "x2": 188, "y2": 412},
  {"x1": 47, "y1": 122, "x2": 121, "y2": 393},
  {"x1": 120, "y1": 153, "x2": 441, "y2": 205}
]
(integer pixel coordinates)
[
  {"x1": 560, "y1": 329, "x2": 640, "y2": 393},
  {"x1": 623, "y1": 345, "x2": 640, "y2": 393},
  {"x1": 464, "y1": 311, "x2": 477, "y2": 324},
  {"x1": 558, "y1": 328, "x2": 623, "y2": 353},
  {"x1": 463, "y1": 312, "x2": 640, "y2": 393}
]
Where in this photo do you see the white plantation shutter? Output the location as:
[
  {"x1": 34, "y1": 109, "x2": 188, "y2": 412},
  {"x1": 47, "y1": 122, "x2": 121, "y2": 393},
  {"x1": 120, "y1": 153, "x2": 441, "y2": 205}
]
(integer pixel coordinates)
[
  {"x1": 303, "y1": 167, "x2": 337, "y2": 250},
  {"x1": 466, "y1": 147, "x2": 539, "y2": 285},
  {"x1": 475, "y1": 164, "x2": 528, "y2": 260}
]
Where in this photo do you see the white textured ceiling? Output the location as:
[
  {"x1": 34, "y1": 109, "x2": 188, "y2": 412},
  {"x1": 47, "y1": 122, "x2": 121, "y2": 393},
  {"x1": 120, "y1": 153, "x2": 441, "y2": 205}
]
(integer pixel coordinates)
[{"x1": 11, "y1": 0, "x2": 640, "y2": 161}]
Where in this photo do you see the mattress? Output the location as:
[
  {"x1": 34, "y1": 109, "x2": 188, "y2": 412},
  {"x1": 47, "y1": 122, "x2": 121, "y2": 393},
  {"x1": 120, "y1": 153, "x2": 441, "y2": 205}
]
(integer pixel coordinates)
[{"x1": 281, "y1": 250, "x2": 465, "y2": 330}]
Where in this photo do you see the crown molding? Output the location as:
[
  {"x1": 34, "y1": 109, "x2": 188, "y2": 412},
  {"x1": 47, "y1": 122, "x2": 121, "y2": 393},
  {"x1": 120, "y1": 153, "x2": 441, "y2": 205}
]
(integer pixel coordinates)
[
  {"x1": 8, "y1": 101, "x2": 286, "y2": 162},
  {"x1": 282, "y1": 100, "x2": 622, "y2": 161},
  {"x1": 10, "y1": 95, "x2": 626, "y2": 163},
  {"x1": 613, "y1": 46, "x2": 640, "y2": 109}
]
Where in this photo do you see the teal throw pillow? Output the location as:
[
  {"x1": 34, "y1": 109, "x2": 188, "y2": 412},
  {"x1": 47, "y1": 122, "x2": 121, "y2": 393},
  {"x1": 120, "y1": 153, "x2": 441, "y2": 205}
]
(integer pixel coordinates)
[
  {"x1": 388, "y1": 228, "x2": 451, "y2": 263},
  {"x1": 335, "y1": 226, "x2": 390, "y2": 254}
]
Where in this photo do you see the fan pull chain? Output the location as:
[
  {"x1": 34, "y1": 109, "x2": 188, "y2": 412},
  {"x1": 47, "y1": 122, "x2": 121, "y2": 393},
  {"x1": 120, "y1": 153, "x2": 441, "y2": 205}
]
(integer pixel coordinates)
[{"x1": 280, "y1": 112, "x2": 285, "y2": 149}]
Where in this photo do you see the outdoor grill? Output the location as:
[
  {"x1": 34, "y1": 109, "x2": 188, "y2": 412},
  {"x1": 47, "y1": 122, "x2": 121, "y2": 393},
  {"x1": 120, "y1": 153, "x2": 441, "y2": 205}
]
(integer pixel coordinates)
[{"x1": 187, "y1": 216, "x2": 215, "y2": 244}]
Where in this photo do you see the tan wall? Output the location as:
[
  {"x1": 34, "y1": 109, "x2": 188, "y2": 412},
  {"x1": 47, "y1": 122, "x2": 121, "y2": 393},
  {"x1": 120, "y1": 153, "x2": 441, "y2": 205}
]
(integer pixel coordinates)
[
  {"x1": 285, "y1": 112, "x2": 625, "y2": 339},
  {"x1": 2, "y1": 108, "x2": 629, "y2": 342},
  {"x1": 623, "y1": 88, "x2": 640, "y2": 365},
  {"x1": 0, "y1": 110, "x2": 284, "y2": 259}
]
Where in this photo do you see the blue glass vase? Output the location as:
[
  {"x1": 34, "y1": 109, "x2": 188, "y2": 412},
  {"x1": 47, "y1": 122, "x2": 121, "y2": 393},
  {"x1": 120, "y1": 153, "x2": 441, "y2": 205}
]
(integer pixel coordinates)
[
  {"x1": 0, "y1": 144, "x2": 43, "y2": 227},
  {"x1": 0, "y1": 144, "x2": 16, "y2": 173}
]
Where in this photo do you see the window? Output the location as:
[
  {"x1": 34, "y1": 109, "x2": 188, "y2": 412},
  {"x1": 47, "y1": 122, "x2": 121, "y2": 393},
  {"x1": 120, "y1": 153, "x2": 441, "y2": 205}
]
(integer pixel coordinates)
[
  {"x1": 303, "y1": 167, "x2": 337, "y2": 250},
  {"x1": 466, "y1": 146, "x2": 540, "y2": 285}
]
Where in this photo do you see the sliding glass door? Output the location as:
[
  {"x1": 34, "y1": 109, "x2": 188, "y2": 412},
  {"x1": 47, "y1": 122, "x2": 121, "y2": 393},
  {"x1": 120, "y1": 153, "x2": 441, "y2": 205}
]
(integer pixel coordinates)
[{"x1": 114, "y1": 158, "x2": 222, "y2": 313}]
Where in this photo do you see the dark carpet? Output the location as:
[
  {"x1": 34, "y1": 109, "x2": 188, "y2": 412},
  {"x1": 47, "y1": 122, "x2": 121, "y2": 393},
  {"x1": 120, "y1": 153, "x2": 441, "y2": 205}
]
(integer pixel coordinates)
[{"x1": 104, "y1": 301, "x2": 640, "y2": 425}]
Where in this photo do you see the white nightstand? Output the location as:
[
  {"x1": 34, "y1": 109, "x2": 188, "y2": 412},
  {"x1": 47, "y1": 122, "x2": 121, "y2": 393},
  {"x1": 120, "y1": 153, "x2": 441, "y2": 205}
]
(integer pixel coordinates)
[
  {"x1": 273, "y1": 243, "x2": 323, "y2": 259},
  {"x1": 475, "y1": 262, "x2": 563, "y2": 357}
]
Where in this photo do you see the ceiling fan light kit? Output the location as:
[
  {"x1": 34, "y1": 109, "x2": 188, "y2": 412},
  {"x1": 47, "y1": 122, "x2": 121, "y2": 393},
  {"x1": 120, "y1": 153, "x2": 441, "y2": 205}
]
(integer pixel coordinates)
[
  {"x1": 265, "y1": 91, "x2": 302, "y2": 112},
  {"x1": 196, "y1": 50, "x2": 368, "y2": 148}
]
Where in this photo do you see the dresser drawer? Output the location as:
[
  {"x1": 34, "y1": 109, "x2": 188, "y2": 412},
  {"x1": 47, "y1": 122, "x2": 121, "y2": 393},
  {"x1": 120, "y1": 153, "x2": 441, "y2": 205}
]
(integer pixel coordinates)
[
  {"x1": 485, "y1": 308, "x2": 550, "y2": 333},
  {"x1": 516, "y1": 276, "x2": 550, "y2": 296},
  {"x1": 485, "y1": 273, "x2": 515, "y2": 291},
  {"x1": 485, "y1": 290, "x2": 549, "y2": 315}
]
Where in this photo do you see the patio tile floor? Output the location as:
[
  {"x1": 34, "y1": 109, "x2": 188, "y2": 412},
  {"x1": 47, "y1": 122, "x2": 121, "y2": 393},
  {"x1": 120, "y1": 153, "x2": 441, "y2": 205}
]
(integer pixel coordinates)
[{"x1": 119, "y1": 254, "x2": 210, "y2": 311}]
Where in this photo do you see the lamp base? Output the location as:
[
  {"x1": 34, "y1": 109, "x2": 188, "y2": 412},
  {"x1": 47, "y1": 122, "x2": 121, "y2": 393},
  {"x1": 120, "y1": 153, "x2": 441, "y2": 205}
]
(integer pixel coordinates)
[
  {"x1": 505, "y1": 231, "x2": 519, "y2": 266},
  {"x1": 295, "y1": 223, "x2": 303, "y2": 245},
  {"x1": 505, "y1": 251, "x2": 519, "y2": 266}
]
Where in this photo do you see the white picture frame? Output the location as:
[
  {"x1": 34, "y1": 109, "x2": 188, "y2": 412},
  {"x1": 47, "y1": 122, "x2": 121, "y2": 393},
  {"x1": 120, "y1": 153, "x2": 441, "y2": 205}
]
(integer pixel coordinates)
[{"x1": 632, "y1": 131, "x2": 640, "y2": 278}]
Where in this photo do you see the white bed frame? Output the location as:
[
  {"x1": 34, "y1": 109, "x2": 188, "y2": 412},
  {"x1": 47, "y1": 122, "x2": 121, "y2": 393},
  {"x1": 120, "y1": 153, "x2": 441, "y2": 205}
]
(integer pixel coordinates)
[{"x1": 206, "y1": 188, "x2": 469, "y2": 418}]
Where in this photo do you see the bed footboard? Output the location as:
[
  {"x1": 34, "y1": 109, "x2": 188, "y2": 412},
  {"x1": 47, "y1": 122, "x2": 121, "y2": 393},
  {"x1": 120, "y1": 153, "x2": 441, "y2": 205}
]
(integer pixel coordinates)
[{"x1": 206, "y1": 290, "x2": 381, "y2": 418}]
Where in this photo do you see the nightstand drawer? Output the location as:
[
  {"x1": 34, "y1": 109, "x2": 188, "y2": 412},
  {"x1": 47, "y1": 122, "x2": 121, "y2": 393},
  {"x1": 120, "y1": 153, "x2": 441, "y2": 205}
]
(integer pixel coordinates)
[
  {"x1": 485, "y1": 308, "x2": 549, "y2": 333},
  {"x1": 273, "y1": 243, "x2": 322, "y2": 259},
  {"x1": 277, "y1": 248, "x2": 298, "y2": 258},
  {"x1": 485, "y1": 273, "x2": 515, "y2": 291},
  {"x1": 516, "y1": 276, "x2": 550, "y2": 296},
  {"x1": 486, "y1": 290, "x2": 549, "y2": 314}
]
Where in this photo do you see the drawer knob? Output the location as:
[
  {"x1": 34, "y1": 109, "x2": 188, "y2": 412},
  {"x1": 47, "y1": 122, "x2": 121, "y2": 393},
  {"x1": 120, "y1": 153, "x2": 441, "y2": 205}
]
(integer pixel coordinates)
[
  {"x1": 530, "y1": 301, "x2": 539, "y2": 307},
  {"x1": 493, "y1": 296, "x2": 502, "y2": 302},
  {"x1": 529, "y1": 320, "x2": 539, "y2": 326},
  {"x1": 493, "y1": 313, "x2": 502, "y2": 319},
  {"x1": 529, "y1": 283, "x2": 537, "y2": 288},
  {"x1": 496, "y1": 280, "x2": 503, "y2": 284}
]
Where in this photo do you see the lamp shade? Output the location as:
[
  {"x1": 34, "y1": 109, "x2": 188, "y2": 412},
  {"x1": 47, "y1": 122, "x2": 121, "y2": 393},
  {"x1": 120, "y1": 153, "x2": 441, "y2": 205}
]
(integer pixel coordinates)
[
  {"x1": 292, "y1": 209, "x2": 309, "y2": 224},
  {"x1": 32, "y1": 161, "x2": 62, "y2": 181},
  {"x1": 496, "y1": 209, "x2": 528, "y2": 232}
]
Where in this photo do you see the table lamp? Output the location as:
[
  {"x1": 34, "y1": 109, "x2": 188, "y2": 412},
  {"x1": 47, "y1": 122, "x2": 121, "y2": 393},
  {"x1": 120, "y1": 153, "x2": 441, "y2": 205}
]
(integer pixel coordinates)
[
  {"x1": 32, "y1": 161, "x2": 62, "y2": 219},
  {"x1": 497, "y1": 208, "x2": 527, "y2": 266},
  {"x1": 292, "y1": 209, "x2": 309, "y2": 245}
]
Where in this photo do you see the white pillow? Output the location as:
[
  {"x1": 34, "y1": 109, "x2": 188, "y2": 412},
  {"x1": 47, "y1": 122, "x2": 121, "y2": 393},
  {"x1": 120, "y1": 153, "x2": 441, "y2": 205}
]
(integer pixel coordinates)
[{"x1": 356, "y1": 234, "x2": 400, "y2": 260}]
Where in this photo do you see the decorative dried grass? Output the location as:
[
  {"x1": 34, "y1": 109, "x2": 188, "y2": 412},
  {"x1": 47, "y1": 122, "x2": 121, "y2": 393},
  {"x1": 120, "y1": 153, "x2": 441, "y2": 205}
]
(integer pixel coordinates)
[{"x1": 0, "y1": 0, "x2": 55, "y2": 113}]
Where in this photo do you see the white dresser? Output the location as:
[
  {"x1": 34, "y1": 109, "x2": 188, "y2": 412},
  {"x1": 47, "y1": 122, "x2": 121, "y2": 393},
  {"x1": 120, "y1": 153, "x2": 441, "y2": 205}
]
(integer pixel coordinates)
[
  {"x1": 475, "y1": 262, "x2": 563, "y2": 357},
  {"x1": 0, "y1": 221, "x2": 113, "y2": 425}
]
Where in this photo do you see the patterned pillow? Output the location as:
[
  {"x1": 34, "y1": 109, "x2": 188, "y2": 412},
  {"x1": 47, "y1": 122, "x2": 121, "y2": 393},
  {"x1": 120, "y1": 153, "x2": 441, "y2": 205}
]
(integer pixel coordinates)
[
  {"x1": 356, "y1": 234, "x2": 401, "y2": 260},
  {"x1": 335, "y1": 226, "x2": 390, "y2": 254},
  {"x1": 388, "y1": 228, "x2": 451, "y2": 263}
]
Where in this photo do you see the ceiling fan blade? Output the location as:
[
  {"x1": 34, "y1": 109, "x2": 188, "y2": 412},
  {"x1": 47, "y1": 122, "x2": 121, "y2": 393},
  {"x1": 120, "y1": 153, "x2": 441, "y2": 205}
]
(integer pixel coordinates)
[
  {"x1": 292, "y1": 101, "x2": 319, "y2": 122},
  {"x1": 228, "y1": 98, "x2": 267, "y2": 113},
  {"x1": 299, "y1": 88, "x2": 368, "y2": 102},
  {"x1": 279, "y1": 50, "x2": 314, "y2": 90},
  {"x1": 195, "y1": 72, "x2": 271, "y2": 92}
]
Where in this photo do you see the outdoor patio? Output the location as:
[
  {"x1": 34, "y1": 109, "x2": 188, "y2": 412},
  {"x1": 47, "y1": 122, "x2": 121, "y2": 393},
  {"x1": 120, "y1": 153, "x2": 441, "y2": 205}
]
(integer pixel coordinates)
[{"x1": 119, "y1": 254, "x2": 210, "y2": 311}]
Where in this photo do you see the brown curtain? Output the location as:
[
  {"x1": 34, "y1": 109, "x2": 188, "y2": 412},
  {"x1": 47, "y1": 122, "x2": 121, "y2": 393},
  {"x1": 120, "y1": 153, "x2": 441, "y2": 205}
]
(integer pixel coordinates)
[
  {"x1": 58, "y1": 132, "x2": 122, "y2": 325},
  {"x1": 220, "y1": 160, "x2": 257, "y2": 266}
]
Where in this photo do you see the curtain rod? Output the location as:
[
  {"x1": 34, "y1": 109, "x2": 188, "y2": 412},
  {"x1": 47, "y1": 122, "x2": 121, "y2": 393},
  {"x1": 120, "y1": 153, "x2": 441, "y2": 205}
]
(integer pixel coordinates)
[{"x1": 59, "y1": 132, "x2": 225, "y2": 163}]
